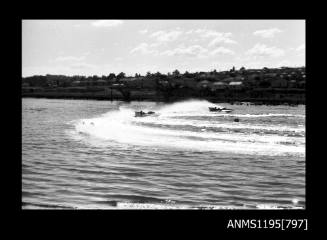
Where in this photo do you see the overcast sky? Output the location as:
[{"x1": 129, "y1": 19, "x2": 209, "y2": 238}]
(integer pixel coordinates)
[{"x1": 22, "y1": 20, "x2": 305, "y2": 77}]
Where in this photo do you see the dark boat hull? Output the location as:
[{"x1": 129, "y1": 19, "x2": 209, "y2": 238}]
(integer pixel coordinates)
[
  {"x1": 135, "y1": 111, "x2": 157, "y2": 117},
  {"x1": 209, "y1": 107, "x2": 233, "y2": 113}
]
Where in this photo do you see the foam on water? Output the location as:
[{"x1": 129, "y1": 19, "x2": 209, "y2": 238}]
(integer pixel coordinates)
[
  {"x1": 22, "y1": 201, "x2": 304, "y2": 210},
  {"x1": 138, "y1": 116, "x2": 305, "y2": 133},
  {"x1": 71, "y1": 100, "x2": 305, "y2": 156}
]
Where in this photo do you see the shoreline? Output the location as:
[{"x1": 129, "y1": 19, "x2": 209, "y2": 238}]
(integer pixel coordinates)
[{"x1": 22, "y1": 92, "x2": 305, "y2": 106}]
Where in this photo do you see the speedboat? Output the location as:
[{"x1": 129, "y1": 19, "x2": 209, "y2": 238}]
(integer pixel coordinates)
[
  {"x1": 135, "y1": 111, "x2": 157, "y2": 117},
  {"x1": 209, "y1": 107, "x2": 233, "y2": 113}
]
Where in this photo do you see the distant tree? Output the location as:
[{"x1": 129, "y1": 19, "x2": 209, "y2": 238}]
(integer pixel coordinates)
[
  {"x1": 92, "y1": 75, "x2": 99, "y2": 80},
  {"x1": 240, "y1": 66, "x2": 246, "y2": 71},
  {"x1": 172, "y1": 69, "x2": 180, "y2": 76},
  {"x1": 184, "y1": 71, "x2": 193, "y2": 78},
  {"x1": 24, "y1": 75, "x2": 48, "y2": 87},
  {"x1": 154, "y1": 71, "x2": 162, "y2": 77},
  {"x1": 107, "y1": 73, "x2": 116, "y2": 80},
  {"x1": 146, "y1": 71, "x2": 152, "y2": 78},
  {"x1": 117, "y1": 72, "x2": 126, "y2": 80}
]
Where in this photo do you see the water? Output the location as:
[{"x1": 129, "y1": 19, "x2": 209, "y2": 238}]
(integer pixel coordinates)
[{"x1": 22, "y1": 98, "x2": 305, "y2": 209}]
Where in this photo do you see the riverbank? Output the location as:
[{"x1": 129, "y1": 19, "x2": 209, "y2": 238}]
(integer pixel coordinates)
[{"x1": 22, "y1": 91, "x2": 305, "y2": 106}]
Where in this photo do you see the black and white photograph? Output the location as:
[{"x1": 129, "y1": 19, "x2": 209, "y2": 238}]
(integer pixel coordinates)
[{"x1": 22, "y1": 20, "x2": 305, "y2": 210}]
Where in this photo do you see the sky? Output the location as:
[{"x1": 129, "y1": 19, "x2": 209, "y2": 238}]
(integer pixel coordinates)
[{"x1": 22, "y1": 20, "x2": 305, "y2": 77}]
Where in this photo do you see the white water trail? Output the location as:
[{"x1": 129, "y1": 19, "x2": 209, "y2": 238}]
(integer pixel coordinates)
[{"x1": 71, "y1": 100, "x2": 305, "y2": 156}]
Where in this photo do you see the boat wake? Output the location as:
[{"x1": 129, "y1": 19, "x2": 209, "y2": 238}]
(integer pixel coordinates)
[{"x1": 69, "y1": 100, "x2": 305, "y2": 156}]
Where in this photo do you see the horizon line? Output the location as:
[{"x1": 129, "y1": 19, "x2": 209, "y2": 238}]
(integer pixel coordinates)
[{"x1": 22, "y1": 65, "x2": 306, "y2": 78}]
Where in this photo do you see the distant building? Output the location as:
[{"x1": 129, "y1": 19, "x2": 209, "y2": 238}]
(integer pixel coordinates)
[
  {"x1": 247, "y1": 69, "x2": 262, "y2": 74},
  {"x1": 234, "y1": 76, "x2": 245, "y2": 82},
  {"x1": 71, "y1": 81, "x2": 81, "y2": 86},
  {"x1": 158, "y1": 80, "x2": 170, "y2": 87},
  {"x1": 170, "y1": 78, "x2": 186, "y2": 87},
  {"x1": 288, "y1": 80, "x2": 298, "y2": 88},
  {"x1": 199, "y1": 73, "x2": 208, "y2": 79},
  {"x1": 211, "y1": 82, "x2": 228, "y2": 91},
  {"x1": 228, "y1": 81, "x2": 243, "y2": 90},
  {"x1": 120, "y1": 77, "x2": 137, "y2": 83},
  {"x1": 280, "y1": 73, "x2": 287, "y2": 79},
  {"x1": 112, "y1": 83, "x2": 125, "y2": 88},
  {"x1": 197, "y1": 80, "x2": 212, "y2": 89},
  {"x1": 263, "y1": 73, "x2": 278, "y2": 79}
]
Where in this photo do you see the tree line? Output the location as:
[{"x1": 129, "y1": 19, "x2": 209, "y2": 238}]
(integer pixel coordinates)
[{"x1": 22, "y1": 67, "x2": 305, "y2": 88}]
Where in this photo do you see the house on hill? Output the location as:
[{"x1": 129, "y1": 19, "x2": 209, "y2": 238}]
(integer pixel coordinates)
[
  {"x1": 228, "y1": 81, "x2": 244, "y2": 90},
  {"x1": 247, "y1": 69, "x2": 262, "y2": 74},
  {"x1": 119, "y1": 77, "x2": 140, "y2": 88},
  {"x1": 234, "y1": 76, "x2": 245, "y2": 82},
  {"x1": 197, "y1": 80, "x2": 212, "y2": 89},
  {"x1": 211, "y1": 82, "x2": 228, "y2": 91},
  {"x1": 288, "y1": 80, "x2": 298, "y2": 88},
  {"x1": 170, "y1": 78, "x2": 186, "y2": 87},
  {"x1": 158, "y1": 79, "x2": 170, "y2": 87},
  {"x1": 111, "y1": 83, "x2": 125, "y2": 88},
  {"x1": 71, "y1": 81, "x2": 81, "y2": 87},
  {"x1": 263, "y1": 73, "x2": 278, "y2": 79}
]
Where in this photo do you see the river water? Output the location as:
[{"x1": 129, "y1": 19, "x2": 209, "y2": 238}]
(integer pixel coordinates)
[{"x1": 22, "y1": 98, "x2": 305, "y2": 209}]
